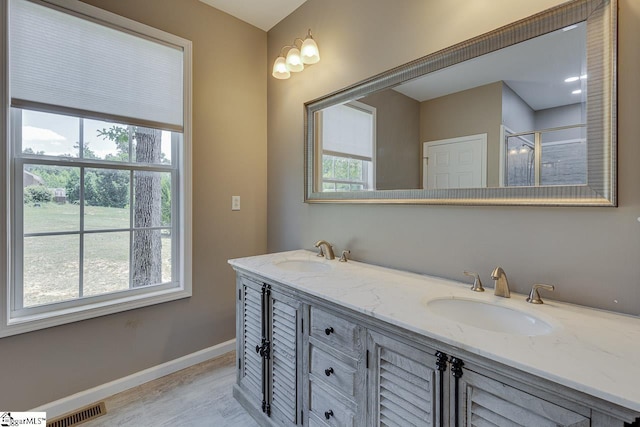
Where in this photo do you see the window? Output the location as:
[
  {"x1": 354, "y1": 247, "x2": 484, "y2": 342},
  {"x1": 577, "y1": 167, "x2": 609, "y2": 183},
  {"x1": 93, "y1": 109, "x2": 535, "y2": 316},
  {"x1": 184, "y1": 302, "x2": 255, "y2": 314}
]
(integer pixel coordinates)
[
  {"x1": 1, "y1": 0, "x2": 192, "y2": 337},
  {"x1": 318, "y1": 101, "x2": 375, "y2": 191}
]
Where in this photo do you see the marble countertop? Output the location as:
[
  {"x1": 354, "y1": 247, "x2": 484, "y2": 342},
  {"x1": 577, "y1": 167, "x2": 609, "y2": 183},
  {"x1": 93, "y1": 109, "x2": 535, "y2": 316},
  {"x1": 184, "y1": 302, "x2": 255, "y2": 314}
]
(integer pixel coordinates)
[{"x1": 229, "y1": 250, "x2": 640, "y2": 413}]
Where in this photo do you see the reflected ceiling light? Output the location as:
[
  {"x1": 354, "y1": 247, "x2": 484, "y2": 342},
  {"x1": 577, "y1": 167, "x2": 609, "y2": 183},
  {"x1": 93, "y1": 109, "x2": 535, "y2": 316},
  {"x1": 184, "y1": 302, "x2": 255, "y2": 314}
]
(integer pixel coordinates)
[
  {"x1": 562, "y1": 24, "x2": 578, "y2": 31},
  {"x1": 572, "y1": 89, "x2": 582, "y2": 94},
  {"x1": 565, "y1": 75, "x2": 587, "y2": 83},
  {"x1": 272, "y1": 29, "x2": 320, "y2": 80}
]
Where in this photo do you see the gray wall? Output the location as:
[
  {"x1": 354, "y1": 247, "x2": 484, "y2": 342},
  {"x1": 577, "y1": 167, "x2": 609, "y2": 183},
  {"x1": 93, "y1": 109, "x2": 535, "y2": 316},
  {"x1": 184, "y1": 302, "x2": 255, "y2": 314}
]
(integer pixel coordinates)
[
  {"x1": 502, "y1": 83, "x2": 535, "y2": 134},
  {"x1": 359, "y1": 89, "x2": 421, "y2": 190},
  {"x1": 0, "y1": 0, "x2": 267, "y2": 410},
  {"x1": 535, "y1": 103, "x2": 585, "y2": 142},
  {"x1": 420, "y1": 82, "x2": 503, "y2": 187},
  {"x1": 267, "y1": 0, "x2": 640, "y2": 315}
]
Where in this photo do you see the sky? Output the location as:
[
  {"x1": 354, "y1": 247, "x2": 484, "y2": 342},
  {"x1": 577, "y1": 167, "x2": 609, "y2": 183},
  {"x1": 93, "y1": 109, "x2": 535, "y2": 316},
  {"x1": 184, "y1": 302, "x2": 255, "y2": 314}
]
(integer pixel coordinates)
[{"x1": 21, "y1": 109, "x2": 173, "y2": 162}]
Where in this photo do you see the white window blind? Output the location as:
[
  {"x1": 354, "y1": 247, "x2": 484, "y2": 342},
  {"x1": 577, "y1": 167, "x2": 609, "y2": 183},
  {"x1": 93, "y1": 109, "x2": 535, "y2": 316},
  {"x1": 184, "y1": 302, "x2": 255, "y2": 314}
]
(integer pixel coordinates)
[
  {"x1": 9, "y1": 0, "x2": 184, "y2": 130},
  {"x1": 322, "y1": 103, "x2": 374, "y2": 159}
]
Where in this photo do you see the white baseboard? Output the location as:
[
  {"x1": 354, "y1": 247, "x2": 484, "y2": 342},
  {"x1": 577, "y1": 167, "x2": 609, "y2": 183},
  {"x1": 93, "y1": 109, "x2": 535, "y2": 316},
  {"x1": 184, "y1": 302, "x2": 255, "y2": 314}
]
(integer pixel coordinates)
[{"x1": 31, "y1": 338, "x2": 236, "y2": 419}]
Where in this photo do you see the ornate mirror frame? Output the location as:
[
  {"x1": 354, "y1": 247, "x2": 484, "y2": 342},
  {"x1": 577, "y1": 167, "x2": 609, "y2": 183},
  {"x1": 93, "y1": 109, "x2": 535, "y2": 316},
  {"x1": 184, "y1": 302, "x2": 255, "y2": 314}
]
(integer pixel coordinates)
[{"x1": 304, "y1": 0, "x2": 616, "y2": 206}]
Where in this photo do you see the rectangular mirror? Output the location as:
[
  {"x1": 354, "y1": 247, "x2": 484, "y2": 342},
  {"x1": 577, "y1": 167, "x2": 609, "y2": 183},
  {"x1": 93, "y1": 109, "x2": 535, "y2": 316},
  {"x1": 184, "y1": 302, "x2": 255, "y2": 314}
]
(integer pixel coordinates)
[{"x1": 305, "y1": 0, "x2": 616, "y2": 206}]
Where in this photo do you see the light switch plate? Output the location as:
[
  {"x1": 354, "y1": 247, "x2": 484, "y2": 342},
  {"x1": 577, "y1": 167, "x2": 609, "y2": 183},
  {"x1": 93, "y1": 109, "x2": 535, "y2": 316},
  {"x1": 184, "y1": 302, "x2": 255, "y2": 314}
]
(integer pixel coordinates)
[{"x1": 232, "y1": 196, "x2": 241, "y2": 211}]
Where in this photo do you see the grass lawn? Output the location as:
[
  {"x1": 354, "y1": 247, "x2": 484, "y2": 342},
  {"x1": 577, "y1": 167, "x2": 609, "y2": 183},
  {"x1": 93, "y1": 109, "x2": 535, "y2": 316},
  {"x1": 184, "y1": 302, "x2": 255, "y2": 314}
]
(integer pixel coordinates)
[{"x1": 22, "y1": 203, "x2": 171, "y2": 307}]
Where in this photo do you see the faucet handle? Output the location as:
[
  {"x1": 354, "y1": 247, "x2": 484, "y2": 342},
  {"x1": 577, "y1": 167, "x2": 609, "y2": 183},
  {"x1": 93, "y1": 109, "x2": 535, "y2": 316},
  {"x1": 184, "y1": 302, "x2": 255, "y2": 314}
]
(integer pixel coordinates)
[
  {"x1": 464, "y1": 271, "x2": 485, "y2": 292},
  {"x1": 316, "y1": 246, "x2": 325, "y2": 258},
  {"x1": 339, "y1": 250, "x2": 350, "y2": 262},
  {"x1": 526, "y1": 284, "x2": 555, "y2": 304}
]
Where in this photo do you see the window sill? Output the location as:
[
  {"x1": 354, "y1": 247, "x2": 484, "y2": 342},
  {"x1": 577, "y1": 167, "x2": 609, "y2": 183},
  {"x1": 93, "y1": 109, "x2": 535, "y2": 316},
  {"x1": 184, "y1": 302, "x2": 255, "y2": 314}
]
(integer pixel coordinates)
[{"x1": 1, "y1": 284, "x2": 191, "y2": 338}]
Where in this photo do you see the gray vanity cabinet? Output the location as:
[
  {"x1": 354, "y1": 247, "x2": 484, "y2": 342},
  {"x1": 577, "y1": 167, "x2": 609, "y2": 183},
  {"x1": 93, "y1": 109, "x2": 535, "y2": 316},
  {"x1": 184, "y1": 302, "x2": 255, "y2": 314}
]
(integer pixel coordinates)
[
  {"x1": 305, "y1": 306, "x2": 367, "y2": 427},
  {"x1": 367, "y1": 330, "x2": 446, "y2": 427},
  {"x1": 237, "y1": 277, "x2": 263, "y2": 405},
  {"x1": 455, "y1": 368, "x2": 589, "y2": 427},
  {"x1": 235, "y1": 275, "x2": 303, "y2": 426},
  {"x1": 365, "y1": 331, "x2": 590, "y2": 427},
  {"x1": 232, "y1": 271, "x2": 640, "y2": 427}
]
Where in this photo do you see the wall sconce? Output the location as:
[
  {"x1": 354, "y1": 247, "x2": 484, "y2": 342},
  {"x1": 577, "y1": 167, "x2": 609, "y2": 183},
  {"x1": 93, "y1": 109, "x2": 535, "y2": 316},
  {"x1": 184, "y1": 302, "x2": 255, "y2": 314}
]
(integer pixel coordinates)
[{"x1": 272, "y1": 29, "x2": 320, "y2": 80}]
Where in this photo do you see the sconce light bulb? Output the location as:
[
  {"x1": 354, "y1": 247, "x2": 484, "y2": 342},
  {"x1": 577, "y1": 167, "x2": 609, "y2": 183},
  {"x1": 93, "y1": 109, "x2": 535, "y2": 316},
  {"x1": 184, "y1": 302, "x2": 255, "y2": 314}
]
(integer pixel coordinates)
[
  {"x1": 301, "y1": 37, "x2": 320, "y2": 64},
  {"x1": 286, "y1": 47, "x2": 304, "y2": 72},
  {"x1": 272, "y1": 56, "x2": 290, "y2": 79}
]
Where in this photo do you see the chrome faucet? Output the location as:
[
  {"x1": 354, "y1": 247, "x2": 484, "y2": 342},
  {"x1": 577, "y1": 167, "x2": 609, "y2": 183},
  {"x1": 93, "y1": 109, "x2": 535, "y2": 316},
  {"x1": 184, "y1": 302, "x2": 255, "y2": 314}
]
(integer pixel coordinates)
[
  {"x1": 314, "y1": 240, "x2": 335, "y2": 260},
  {"x1": 490, "y1": 267, "x2": 510, "y2": 298}
]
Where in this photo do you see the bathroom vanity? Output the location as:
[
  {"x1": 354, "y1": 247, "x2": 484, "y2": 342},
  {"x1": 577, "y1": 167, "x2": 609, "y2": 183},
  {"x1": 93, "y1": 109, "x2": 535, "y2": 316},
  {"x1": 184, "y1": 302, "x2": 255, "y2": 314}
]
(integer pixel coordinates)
[{"x1": 229, "y1": 250, "x2": 640, "y2": 427}]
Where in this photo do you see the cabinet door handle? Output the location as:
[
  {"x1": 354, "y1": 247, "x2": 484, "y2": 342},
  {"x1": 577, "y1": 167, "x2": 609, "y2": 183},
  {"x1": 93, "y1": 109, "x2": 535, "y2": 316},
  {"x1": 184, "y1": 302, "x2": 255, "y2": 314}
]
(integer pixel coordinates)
[
  {"x1": 325, "y1": 367, "x2": 334, "y2": 376},
  {"x1": 325, "y1": 327, "x2": 334, "y2": 335},
  {"x1": 255, "y1": 344, "x2": 261, "y2": 354},
  {"x1": 324, "y1": 410, "x2": 334, "y2": 420}
]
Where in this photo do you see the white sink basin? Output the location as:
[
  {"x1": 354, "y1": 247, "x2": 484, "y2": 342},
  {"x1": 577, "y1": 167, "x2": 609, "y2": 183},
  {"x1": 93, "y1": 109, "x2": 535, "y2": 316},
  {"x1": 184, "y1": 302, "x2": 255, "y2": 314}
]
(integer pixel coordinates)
[
  {"x1": 426, "y1": 297, "x2": 554, "y2": 336},
  {"x1": 274, "y1": 259, "x2": 332, "y2": 272}
]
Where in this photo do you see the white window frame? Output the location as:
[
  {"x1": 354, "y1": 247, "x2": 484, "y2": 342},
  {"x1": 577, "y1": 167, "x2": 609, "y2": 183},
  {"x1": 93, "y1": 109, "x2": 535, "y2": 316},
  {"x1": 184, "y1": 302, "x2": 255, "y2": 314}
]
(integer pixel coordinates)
[{"x1": 0, "y1": 0, "x2": 193, "y2": 338}]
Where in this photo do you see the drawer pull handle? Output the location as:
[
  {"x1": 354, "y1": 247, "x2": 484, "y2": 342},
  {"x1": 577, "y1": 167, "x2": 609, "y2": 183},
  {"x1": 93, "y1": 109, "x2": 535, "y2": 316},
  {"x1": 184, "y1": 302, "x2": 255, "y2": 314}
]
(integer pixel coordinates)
[
  {"x1": 324, "y1": 410, "x2": 334, "y2": 420},
  {"x1": 325, "y1": 367, "x2": 334, "y2": 376},
  {"x1": 255, "y1": 344, "x2": 261, "y2": 354},
  {"x1": 325, "y1": 327, "x2": 334, "y2": 335}
]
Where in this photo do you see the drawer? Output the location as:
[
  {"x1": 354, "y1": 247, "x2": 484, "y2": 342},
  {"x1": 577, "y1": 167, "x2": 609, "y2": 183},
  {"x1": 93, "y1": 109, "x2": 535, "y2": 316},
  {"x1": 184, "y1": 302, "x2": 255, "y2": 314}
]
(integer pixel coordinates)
[
  {"x1": 310, "y1": 380, "x2": 355, "y2": 427},
  {"x1": 310, "y1": 307, "x2": 362, "y2": 355},
  {"x1": 310, "y1": 345, "x2": 357, "y2": 398}
]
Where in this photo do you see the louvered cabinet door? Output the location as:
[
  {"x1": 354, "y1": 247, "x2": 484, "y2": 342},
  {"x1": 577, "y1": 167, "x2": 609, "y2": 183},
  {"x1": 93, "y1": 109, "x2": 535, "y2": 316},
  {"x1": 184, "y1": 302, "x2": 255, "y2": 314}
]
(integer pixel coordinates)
[
  {"x1": 458, "y1": 369, "x2": 589, "y2": 427},
  {"x1": 269, "y1": 291, "x2": 303, "y2": 425},
  {"x1": 368, "y1": 331, "x2": 444, "y2": 427},
  {"x1": 238, "y1": 278, "x2": 264, "y2": 404}
]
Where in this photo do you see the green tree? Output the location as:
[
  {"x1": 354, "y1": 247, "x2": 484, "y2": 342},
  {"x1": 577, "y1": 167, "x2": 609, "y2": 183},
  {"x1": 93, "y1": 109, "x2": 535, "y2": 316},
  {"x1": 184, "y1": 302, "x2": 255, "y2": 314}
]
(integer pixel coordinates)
[
  {"x1": 23, "y1": 147, "x2": 45, "y2": 155},
  {"x1": 24, "y1": 185, "x2": 52, "y2": 204},
  {"x1": 97, "y1": 126, "x2": 130, "y2": 161},
  {"x1": 161, "y1": 175, "x2": 171, "y2": 227},
  {"x1": 96, "y1": 170, "x2": 129, "y2": 208}
]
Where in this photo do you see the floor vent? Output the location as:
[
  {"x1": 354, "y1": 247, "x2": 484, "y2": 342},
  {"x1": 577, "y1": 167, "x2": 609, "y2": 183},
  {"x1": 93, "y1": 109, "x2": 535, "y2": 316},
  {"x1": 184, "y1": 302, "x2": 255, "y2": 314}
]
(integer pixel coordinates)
[{"x1": 47, "y1": 402, "x2": 106, "y2": 427}]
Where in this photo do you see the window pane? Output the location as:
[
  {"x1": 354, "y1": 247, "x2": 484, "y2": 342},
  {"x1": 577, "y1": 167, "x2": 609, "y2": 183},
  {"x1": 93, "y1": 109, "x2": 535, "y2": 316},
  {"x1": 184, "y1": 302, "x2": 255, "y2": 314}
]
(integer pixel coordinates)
[
  {"x1": 84, "y1": 232, "x2": 130, "y2": 297},
  {"x1": 334, "y1": 158, "x2": 349, "y2": 180},
  {"x1": 322, "y1": 156, "x2": 333, "y2": 178},
  {"x1": 349, "y1": 159, "x2": 363, "y2": 180},
  {"x1": 84, "y1": 168, "x2": 130, "y2": 230},
  {"x1": 322, "y1": 182, "x2": 336, "y2": 192},
  {"x1": 134, "y1": 171, "x2": 171, "y2": 227},
  {"x1": 84, "y1": 119, "x2": 130, "y2": 162},
  {"x1": 132, "y1": 127, "x2": 174, "y2": 165},
  {"x1": 23, "y1": 234, "x2": 79, "y2": 307},
  {"x1": 132, "y1": 229, "x2": 167, "y2": 287},
  {"x1": 23, "y1": 165, "x2": 80, "y2": 233},
  {"x1": 20, "y1": 109, "x2": 79, "y2": 157}
]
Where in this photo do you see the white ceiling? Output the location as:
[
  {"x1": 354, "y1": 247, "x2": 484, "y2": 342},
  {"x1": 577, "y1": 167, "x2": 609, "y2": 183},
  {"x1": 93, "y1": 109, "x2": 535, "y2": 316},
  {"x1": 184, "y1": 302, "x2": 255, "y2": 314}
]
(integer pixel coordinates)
[
  {"x1": 199, "y1": 0, "x2": 308, "y2": 31},
  {"x1": 394, "y1": 23, "x2": 587, "y2": 111}
]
